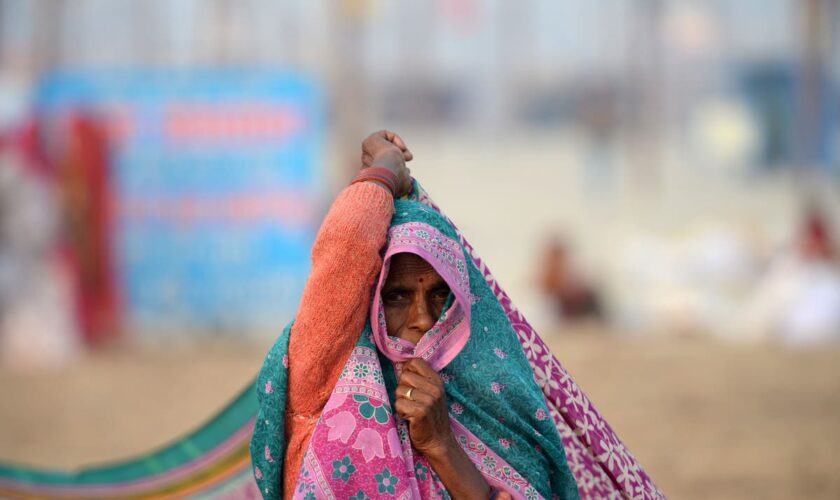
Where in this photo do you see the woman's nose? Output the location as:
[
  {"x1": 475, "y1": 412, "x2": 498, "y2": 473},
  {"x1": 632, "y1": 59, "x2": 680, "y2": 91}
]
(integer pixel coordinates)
[{"x1": 407, "y1": 294, "x2": 435, "y2": 334}]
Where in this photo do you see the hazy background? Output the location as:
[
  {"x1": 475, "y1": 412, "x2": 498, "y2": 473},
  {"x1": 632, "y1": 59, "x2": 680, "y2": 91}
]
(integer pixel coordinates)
[{"x1": 1, "y1": 1, "x2": 839, "y2": 499}]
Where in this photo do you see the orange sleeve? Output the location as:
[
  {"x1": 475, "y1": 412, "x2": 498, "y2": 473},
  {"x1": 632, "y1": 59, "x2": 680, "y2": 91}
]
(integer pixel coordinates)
[{"x1": 283, "y1": 181, "x2": 393, "y2": 495}]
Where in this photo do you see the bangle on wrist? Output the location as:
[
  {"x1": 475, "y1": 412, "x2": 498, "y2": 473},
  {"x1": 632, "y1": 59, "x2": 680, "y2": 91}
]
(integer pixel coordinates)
[{"x1": 351, "y1": 166, "x2": 399, "y2": 196}]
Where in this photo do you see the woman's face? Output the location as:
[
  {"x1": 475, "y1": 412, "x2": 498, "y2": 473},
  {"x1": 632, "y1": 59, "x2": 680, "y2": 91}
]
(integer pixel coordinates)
[{"x1": 381, "y1": 253, "x2": 451, "y2": 344}]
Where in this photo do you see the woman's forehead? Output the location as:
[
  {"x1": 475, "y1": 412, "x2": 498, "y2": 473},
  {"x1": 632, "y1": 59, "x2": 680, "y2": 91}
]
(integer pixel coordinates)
[{"x1": 384, "y1": 253, "x2": 442, "y2": 283}]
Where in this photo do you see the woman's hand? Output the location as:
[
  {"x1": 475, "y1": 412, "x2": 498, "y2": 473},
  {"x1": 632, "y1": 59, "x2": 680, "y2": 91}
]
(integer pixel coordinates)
[
  {"x1": 361, "y1": 130, "x2": 413, "y2": 197},
  {"x1": 394, "y1": 358, "x2": 454, "y2": 458},
  {"x1": 396, "y1": 358, "x2": 500, "y2": 500}
]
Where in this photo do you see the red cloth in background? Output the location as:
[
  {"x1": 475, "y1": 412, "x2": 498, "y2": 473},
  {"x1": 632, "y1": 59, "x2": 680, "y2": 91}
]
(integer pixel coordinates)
[{"x1": 58, "y1": 114, "x2": 120, "y2": 345}]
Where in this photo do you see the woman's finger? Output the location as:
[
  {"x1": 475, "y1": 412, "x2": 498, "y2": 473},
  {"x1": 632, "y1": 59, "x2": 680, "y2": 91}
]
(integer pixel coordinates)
[
  {"x1": 394, "y1": 396, "x2": 433, "y2": 420},
  {"x1": 396, "y1": 383, "x2": 436, "y2": 406},
  {"x1": 385, "y1": 131, "x2": 409, "y2": 152},
  {"x1": 377, "y1": 129, "x2": 397, "y2": 146},
  {"x1": 398, "y1": 371, "x2": 442, "y2": 399},
  {"x1": 402, "y1": 358, "x2": 442, "y2": 384}
]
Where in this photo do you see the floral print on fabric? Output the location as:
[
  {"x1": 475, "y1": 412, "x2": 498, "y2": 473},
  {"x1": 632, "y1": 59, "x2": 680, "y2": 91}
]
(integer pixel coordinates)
[
  {"x1": 374, "y1": 467, "x2": 399, "y2": 495},
  {"x1": 332, "y1": 456, "x2": 357, "y2": 482},
  {"x1": 354, "y1": 394, "x2": 391, "y2": 424},
  {"x1": 449, "y1": 419, "x2": 533, "y2": 495},
  {"x1": 414, "y1": 461, "x2": 429, "y2": 481},
  {"x1": 294, "y1": 341, "x2": 421, "y2": 498},
  {"x1": 293, "y1": 330, "x2": 544, "y2": 499}
]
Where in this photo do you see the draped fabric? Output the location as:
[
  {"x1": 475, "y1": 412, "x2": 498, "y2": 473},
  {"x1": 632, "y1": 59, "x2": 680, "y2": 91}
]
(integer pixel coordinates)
[
  {"x1": 252, "y1": 199, "x2": 580, "y2": 499},
  {"x1": 0, "y1": 181, "x2": 663, "y2": 499},
  {"x1": 410, "y1": 183, "x2": 663, "y2": 499},
  {"x1": 251, "y1": 182, "x2": 664, "y2": 499}
]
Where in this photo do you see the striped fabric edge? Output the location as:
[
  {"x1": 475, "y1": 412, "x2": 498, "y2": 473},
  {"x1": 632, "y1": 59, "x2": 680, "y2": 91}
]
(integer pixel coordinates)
[{"x1": 0, "y1": 380, "x2": 260, "y2": 498}]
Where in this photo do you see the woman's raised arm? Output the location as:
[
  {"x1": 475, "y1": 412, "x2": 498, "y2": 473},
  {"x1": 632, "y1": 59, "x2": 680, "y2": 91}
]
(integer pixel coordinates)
[{"x1": 282, "y1": 131, "x2": 412, "y2": 496}]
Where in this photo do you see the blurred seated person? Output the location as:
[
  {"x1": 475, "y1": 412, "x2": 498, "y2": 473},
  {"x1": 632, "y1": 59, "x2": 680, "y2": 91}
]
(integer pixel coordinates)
[
  {"x1": 537, "y1": 236, "x2": 603, "y2": 323},
  {"x1": 737, "y1": 203, "x2": 840, "y2": 345}
]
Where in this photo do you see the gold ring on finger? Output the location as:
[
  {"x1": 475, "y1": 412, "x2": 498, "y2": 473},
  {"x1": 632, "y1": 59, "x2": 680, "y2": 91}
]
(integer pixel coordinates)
[{"x1": 405, "y1": 387, "x2": 414, "y2": 401}]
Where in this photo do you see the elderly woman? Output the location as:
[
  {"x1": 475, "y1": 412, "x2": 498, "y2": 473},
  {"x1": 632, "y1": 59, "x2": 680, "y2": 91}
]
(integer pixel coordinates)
[{"x1": 250, "y1": 132, "x2": 659, "y2": 500}]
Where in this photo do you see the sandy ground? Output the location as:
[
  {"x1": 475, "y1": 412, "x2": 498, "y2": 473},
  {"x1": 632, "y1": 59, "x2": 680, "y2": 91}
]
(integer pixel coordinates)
[{"x1": 1, "y1": 332, "x2": 839, "y2": 500}]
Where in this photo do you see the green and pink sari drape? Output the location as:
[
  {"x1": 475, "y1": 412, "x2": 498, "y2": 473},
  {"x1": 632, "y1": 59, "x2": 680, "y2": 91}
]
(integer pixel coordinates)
[{"x1": 250, "y1": 182, "x2": 664, "y2": 499}]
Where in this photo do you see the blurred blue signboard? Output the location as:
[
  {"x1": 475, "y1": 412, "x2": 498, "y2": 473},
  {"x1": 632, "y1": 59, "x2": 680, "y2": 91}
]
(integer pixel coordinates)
[{"x1": 36, "y1": 71, "x2": 323, "y2": 334}]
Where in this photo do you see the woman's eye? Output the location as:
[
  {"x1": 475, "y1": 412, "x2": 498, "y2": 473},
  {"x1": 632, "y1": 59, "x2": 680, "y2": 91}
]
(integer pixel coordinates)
[{"x1": 383, "y1": 293, "x2": 407, "y2": 305}]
